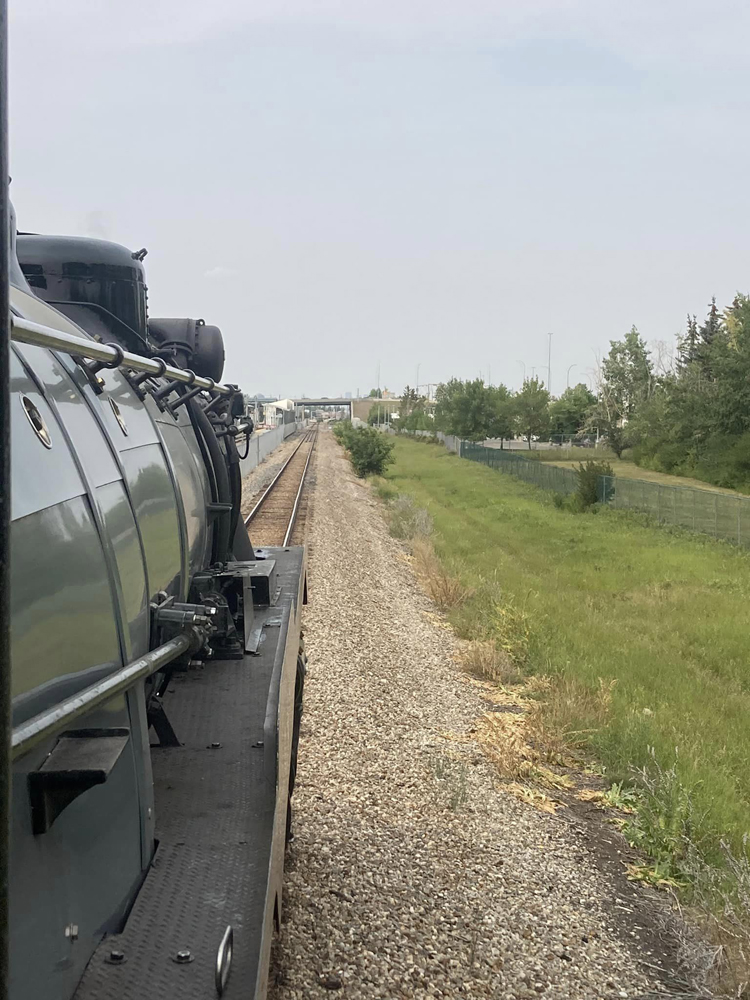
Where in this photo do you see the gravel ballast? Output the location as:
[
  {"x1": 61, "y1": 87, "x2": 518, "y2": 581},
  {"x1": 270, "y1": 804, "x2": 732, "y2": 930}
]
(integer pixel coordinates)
[{"x1": 269, "y1": 428, "x2": 667, "y2": 1000}]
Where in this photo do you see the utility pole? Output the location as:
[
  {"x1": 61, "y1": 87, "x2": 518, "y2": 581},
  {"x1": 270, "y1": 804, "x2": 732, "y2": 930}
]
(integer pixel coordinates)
[{"x1": 547, "y1": 332, "x2": 553, "y2": 394}]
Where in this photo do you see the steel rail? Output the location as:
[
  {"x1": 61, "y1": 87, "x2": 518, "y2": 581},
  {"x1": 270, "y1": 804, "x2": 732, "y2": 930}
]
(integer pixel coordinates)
[
  {"x1": 243, "y1": 428, "x2": 313, "y2": 526},
  {"x1": 283, "y1": 428, "x2": 317, "y2": 546},
  {"x1": 11, "y1": 634, "x2": 192, "y2": 761},
  {"x1": 10, "y1": 315, "x2": 234, "y2": 395}
]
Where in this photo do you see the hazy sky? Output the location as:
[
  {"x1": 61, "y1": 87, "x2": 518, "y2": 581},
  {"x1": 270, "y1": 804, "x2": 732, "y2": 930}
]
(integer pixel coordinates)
[{"x1": 8, "y1": 1, "x2": 750, "y2": 398}]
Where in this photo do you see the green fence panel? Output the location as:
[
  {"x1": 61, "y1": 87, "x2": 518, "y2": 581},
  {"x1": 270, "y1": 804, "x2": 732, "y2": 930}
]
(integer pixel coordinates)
[
  {"x1": 460, "y1": 443, "x2": 578, "y2": 495},
  {"x1": 605, "y1": 472, "x2": 750, "y2": 547}
]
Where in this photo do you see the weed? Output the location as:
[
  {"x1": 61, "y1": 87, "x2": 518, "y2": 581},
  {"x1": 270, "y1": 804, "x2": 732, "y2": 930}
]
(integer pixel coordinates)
[
  {"x1": 412, "y1": 539, "x2": 470, "y2": 611},
  {"x1": 490, "y1": 601, "x2": 532, "y2": 665},
  {"x1": 459, "y1": 640, "x2": 521, "y2": 685},
  {"x1": 387, "y1": 493, "x2": 433, "y2": 540},
  {"x1": 601, "y1": 781, "x2": 638, "y2": 813},
  {"x1": 371, "y1": 476, "x2": 398, "y2": 502},
  {"x1": 526, "y1": 676, "x2": 616, "y2": 762},
  {"x1": 429, "y1": 756, "x2": 469, "y2": 812},
  {"x1": 622, "y1": 748, "x2": 704, "y2": 884}
]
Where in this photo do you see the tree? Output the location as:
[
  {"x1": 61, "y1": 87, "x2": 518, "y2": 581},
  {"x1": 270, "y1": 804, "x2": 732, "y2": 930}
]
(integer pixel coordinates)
[
  {"x1": 486, "y1": 384, "x2": 515, "y2": 445},
  {"x1": 710, "y1": 294, "x2": 750, "y2": 437},
  {"x1": 600, "y1": 326, "x2": 653, "y2": 420},
  {"x1": 368, "y1": 388, "x2": 382, "y2": 398},
  {"x1": 590, "y1": 326, "x2": 653, "y2": 458},
  {"x1": 434, "y1": 378, "x2": 495, "y2": 441},
  {"x1": 398, "y1": 385, "x2": 428, "y2": 429},
  {"x1": 399, "y1": 385, "x2": 421, "y2": 421},
  {"x1": 699, "y1": 297, "x2": 722, "y2": 353},
  {"x1": 514, "y1": 378, "x2": 550, "y2": 448},
  {"x1": 677, "y1": 314, "x2": 699, "y2": 371},
  {"x1": 548, "y1": 383, "x2": 596, "y2": 439}
]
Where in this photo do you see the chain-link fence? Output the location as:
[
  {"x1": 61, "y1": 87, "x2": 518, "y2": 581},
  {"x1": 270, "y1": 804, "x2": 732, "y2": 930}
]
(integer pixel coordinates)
[
  {"x1": 461, "y1": 442, "x2": 578, "y2": 494},
  {"x1": 599, "y1": 475, "x2": 750, "y2": 545},
  {"x1": 459, "y1": 441, "x2": 750, "y2": 547}
]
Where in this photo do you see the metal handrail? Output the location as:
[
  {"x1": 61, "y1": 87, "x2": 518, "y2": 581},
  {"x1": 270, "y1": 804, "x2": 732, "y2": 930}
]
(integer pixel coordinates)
[
  {"x1": 10, "y1": 315, "x2": 233, "y2": 396},
  {"x1": 11, "y1": 634, "x2": 191, "y2": 761}
]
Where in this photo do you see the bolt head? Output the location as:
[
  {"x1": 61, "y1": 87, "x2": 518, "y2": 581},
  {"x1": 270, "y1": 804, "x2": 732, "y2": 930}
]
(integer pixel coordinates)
[
  {"x1": 108, "y1": 949, "x2": 125, "y2": 964},
  {"x1": 175, "y1": 948, "x2": 193, "y2": 964}
]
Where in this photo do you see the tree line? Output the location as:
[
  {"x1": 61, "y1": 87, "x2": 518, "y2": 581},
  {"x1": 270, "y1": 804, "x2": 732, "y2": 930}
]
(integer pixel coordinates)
[
  {"x1": 370, "y1": 378, "x2": 597, "y2": 448},
  {"x1": 369, "y1": 291, "x2": 750, "y2": 490}
]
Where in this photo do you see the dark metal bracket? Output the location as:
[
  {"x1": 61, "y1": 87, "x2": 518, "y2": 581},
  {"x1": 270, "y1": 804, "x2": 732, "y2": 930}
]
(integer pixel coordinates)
[
  {"x1": 28, "y1": 728, "x2": 130, "y2": 835},
  {"x1": 147, "y1": 696, "x2": 181, "y2": 749}
]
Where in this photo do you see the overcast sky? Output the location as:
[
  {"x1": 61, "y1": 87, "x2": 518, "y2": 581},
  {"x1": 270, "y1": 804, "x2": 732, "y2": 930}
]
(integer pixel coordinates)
[{"x1": 8, "y1": 1, "x2": 750, "y2": 398}]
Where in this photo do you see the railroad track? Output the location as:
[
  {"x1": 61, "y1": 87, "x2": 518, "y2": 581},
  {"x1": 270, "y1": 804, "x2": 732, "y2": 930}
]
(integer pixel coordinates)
[{"x1": 244, "y1": 427, "x2": 317, "y2": 546}]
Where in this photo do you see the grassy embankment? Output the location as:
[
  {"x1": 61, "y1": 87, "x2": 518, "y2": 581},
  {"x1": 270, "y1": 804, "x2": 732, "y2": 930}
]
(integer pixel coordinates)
[{"x1": 381, "y1": 436, "x2": 750, "y2": 895}]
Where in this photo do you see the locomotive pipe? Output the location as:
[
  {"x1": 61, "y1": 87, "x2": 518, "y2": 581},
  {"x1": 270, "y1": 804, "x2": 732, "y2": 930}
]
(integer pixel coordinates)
[
  {"x1": 10, "y1": 316, "x2": 233, "y2": 396},
  {"x1": 187, "y1": 396, "x2": 233, "y2": 564},
  {"x1": 11, "y1": 634, "x2": 192, "y2": 761}
]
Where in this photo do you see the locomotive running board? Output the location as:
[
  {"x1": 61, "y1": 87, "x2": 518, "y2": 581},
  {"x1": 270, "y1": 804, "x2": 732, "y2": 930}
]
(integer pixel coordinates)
[{"x1": 72, "y1": 546, "x2": 306, "y2": 1000}]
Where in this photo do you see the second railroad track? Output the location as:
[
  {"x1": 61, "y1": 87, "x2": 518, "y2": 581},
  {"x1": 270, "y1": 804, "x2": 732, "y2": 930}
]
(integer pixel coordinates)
[{"x1": 244, "y1": 426, "x2": 317, "y2": 547}]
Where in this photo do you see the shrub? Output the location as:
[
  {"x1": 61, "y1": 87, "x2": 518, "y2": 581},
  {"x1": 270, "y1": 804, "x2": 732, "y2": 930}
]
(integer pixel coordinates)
[
  {"x1": 337, "y1": 425, "x2": 395, "y2": 477},
  {"x1": 331, "y1": 419, "x2": 355, "y2": 448},
  {"x1": 574, "y1": 459, "x2": 614, "y2": 509}
]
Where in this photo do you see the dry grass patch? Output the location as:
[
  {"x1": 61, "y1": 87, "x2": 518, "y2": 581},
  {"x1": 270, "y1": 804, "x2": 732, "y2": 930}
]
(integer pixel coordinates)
[
  {"x1": 459, "y1": 639, "x2": 521, "y2": 684},
  {"x1": 526, "y1": 675, "x2": 616, "y2": 764},
  {"x1": 411, "y1": 538, "x2": 471, "y2": 611}
]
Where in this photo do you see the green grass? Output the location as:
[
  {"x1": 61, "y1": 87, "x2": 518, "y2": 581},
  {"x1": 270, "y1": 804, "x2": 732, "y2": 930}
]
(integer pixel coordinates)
[{"x1": 387, "y1": 436, "x2": 750, "y2": 867}]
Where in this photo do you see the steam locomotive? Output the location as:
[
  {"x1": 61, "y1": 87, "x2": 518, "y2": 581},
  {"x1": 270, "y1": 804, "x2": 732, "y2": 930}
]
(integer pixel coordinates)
[{"x1": 6, "y1": 210, "x2": 305, "y2": 1000}]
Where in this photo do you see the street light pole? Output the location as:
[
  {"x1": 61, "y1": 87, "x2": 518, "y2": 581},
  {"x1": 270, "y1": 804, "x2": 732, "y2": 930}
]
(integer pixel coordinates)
[
  {"x1": 516, "y1": 360, "x2": 526, "y2": 382},
  {"x1": 566, "y1": 364, "x2": 577, "y2": 388},
  {"x1": 547, "y1": 332, "x2": 553, "y2": 394}
]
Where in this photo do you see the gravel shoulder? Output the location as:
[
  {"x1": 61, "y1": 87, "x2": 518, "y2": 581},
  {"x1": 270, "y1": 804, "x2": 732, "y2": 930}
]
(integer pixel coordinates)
[{"x1": 269, "y1": 428, "x2": 689, "y2": 1000}]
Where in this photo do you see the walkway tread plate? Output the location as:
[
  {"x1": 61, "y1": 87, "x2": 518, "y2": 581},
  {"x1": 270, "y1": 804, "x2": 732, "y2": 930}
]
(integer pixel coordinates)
[{"x1": 73, "y1": 548, "x2": 304, "y2": 1000}]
